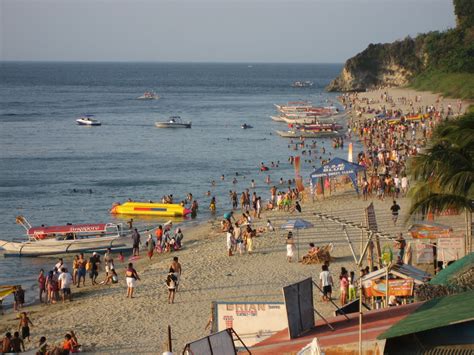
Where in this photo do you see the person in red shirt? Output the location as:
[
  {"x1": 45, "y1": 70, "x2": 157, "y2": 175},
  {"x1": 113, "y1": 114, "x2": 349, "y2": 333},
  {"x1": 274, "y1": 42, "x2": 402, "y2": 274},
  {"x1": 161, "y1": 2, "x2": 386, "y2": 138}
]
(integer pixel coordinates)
[{"x1": 62, "y1": 331, "x2": 80, "y2": 353}]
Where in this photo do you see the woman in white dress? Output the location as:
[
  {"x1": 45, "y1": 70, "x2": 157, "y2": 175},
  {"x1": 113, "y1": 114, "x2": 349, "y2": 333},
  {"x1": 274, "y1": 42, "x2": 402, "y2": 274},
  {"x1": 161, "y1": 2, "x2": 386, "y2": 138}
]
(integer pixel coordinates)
[{"x1": 286, "y1": 233, "x2": 295, "y2": 262}]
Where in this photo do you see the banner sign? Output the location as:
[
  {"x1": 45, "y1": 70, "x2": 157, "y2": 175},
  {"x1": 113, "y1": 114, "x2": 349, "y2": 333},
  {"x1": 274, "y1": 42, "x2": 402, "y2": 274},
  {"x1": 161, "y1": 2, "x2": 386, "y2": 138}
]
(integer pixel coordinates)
[
  {"x1": 363, "y1": 279, "x2": 414, "y2": 297},
  {"x1": 214, "y1": 302, "x2": 287, "y2": 346},
  {"x1": 437, "y1": 236, "x2": 465, "y2": 262},
  {"x1": 415, "y1": 241, "x2": 434, "y2": 264}
]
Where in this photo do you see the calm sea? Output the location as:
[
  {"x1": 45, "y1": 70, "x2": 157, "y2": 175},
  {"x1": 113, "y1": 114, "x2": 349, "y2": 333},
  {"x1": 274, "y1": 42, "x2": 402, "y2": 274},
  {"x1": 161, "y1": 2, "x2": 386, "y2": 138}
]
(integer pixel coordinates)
[{"x1": 0, "y1": 62, "x2": 347, "y2": 303}]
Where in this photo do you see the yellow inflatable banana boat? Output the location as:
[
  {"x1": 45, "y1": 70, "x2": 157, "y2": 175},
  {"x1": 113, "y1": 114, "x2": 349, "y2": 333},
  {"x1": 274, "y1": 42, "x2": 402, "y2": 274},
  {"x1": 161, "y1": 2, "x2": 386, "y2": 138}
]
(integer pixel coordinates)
[{"x1": 110, "y1": 202, "x2": 191, "y2": 217}]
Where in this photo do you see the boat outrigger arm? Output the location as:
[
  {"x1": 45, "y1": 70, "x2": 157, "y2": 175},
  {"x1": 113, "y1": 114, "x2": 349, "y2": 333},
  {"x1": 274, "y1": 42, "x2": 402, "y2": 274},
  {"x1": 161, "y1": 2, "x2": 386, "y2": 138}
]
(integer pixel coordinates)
[{"x1": 16, "y1": 215, "x2": 32, "y2": 233}]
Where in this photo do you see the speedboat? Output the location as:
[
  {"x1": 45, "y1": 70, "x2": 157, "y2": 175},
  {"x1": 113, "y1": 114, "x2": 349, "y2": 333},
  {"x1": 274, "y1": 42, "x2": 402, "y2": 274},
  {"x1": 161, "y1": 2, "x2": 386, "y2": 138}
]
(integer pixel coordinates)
[
  {"x1": 0, "y1": 216, "x2": 128, "y2": 257},
  {"x1": 110, "y1": 201, "x2": 191, "y2": 217},
  {"x1": 241, "y1": 123, "x2": 253, "y2": 129},
  {"x1": 137, "y1": 91, "x2": 160, "y2": 100},
  {"x1": 76, "y1": 114, "x2": 101, "y2": 126},
  {"x1": 155, "y1": 116, "x2": 192, "y2": 128}
]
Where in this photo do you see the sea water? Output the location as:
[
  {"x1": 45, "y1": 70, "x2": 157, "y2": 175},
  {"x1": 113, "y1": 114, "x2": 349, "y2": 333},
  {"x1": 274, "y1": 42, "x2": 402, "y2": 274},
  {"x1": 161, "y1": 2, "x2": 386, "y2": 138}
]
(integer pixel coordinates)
[{"x1": 0, "y1": 62, "x2": 349, "y2": 302}]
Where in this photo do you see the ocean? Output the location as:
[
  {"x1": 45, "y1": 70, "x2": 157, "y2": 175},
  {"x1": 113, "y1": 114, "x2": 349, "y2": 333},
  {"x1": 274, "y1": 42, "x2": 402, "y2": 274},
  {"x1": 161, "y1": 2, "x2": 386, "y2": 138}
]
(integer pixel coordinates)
[{"x1": 0, "y1": 62, "x2": 348, "y2": 303}]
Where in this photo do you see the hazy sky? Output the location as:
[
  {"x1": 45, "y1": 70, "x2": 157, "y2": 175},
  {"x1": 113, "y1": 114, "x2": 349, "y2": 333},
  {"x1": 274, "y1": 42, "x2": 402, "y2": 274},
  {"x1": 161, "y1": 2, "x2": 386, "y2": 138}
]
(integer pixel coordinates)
[{"x1": 1, "y1": 0, "x2": 456, "y2": 62}]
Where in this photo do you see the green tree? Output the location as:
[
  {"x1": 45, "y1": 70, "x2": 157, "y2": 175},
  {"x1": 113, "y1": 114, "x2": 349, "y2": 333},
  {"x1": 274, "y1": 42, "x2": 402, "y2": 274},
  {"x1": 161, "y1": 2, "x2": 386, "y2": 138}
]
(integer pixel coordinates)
[{"x1": 408, "y1": 113, "x2": 474, "y2": 246}]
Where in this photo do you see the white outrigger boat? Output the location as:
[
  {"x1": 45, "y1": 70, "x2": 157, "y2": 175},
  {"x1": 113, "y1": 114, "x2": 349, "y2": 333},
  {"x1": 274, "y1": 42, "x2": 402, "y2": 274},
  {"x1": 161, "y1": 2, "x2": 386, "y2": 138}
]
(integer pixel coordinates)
[
  {"x1": 76, "y1": 114, "x2": 101, "y2": 126},
  {"x1": 155, "y1": 116, "x2": 192, "y2": 128},
  {"x1": 137, "y1": 91, "x2": 160, "y2": 100},
  {"x1": 0, "y1": 216, "x2": 129, "y2": 257}
]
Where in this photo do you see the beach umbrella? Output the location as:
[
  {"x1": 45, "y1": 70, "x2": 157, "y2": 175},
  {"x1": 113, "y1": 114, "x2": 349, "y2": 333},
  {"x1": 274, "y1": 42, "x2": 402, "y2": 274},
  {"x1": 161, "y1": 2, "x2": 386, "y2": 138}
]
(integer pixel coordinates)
[{"x1": 281, "y1": 219, "x2": 314, "y2": 260}]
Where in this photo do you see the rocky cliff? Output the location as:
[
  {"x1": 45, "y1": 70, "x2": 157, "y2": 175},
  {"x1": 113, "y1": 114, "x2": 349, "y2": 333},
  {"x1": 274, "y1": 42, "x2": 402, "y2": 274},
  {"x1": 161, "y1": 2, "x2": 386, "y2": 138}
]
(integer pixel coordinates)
[
  {"x1": 326, "y1": 37, "x2": 427, "y2": 92},
  {"x1": 327, "y1": 0, "x2": 474, "y2": 92}
]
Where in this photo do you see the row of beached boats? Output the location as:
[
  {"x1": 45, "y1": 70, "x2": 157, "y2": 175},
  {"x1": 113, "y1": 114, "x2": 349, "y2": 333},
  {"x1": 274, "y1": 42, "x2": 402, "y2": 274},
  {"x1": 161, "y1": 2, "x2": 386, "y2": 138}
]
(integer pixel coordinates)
[
  {"x1": 272, "y1": 100, "x2": 346, "y2": 138},
  {"x1": 0, "y1": 202, "x2": 191, "y2": 257}
]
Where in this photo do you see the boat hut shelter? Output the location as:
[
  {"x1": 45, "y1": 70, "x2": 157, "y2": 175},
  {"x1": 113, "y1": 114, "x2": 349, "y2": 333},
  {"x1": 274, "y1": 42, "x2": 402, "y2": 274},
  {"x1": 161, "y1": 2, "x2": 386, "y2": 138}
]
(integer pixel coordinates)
[
  {"x1": 310, "y1": 157, "x2": 366, "y2": 195},
  {"x1": 361, "y1": 263, "x2": 431, "y2": 308}
]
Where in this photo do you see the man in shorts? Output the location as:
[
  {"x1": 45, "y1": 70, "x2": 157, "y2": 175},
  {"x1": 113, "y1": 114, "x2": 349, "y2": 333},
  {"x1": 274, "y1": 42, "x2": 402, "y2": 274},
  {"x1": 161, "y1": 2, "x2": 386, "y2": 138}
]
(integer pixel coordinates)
[
  {"x1": 89, "y1": 252, "x2": 100, "y2": 285},
  {"x1": 391, "y1": 200, "x2": 401, "y2": 226},
  {"x1": 58, "y1": 267, "x2": 73, "y2": 302},
  {"x1": 319, "y1": 264, "x2": 333, "y2": 302}
]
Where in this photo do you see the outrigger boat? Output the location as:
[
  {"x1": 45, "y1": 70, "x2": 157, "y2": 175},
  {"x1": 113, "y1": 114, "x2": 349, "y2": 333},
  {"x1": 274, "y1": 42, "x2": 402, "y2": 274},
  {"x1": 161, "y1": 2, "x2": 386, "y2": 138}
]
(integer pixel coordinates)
[
  {"x1": 155, "y1": 116, "x2": 192, "y2": 128},
  {"x1": 76, "y1": 114, "x2": 101, "y2": 126},
  {"x1": 137, "y1": 91, "x2": 160, "y2": 100},
  {"x1": 110, "y1": 201, "x2": 191, "y2": 217},
  {"x1": 0, "y1": 216, "x2": 128, "y2": 257}
]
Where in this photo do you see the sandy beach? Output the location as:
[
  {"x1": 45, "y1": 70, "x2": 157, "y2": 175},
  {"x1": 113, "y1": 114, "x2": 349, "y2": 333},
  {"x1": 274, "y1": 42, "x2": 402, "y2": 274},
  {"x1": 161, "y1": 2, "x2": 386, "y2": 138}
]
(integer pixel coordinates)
[{"x1": 0, "y1": 87, "x2": 470, "y2": 354}]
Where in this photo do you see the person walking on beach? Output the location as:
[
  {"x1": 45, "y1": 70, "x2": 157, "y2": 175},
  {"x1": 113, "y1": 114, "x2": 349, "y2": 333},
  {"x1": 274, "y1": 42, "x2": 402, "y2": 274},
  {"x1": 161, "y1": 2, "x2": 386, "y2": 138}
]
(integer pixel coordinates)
[
  {"x1": 146, "y1": 233, "x2": 155, "y2": 261},
  {"x1": 286, "y1": 233, "x2": 295, "y2": 262},
  {"x1": 132, "y1": 228, "x2": 141, "y2": 256},
  {"x1": 169, "y1": 256, "x2": 182, "y2": 291},
  {"x1": 18, "y1": 312, "x2": 33, "y2": 342},
  {"x1": 89, "y1": 252, "x2": 101, "y2": 285},
  {"x1": 125, "y1": 263, "x2": 140, "y2": 298},
  {"x1": 226, "y1": 227, "x2": 235, "y2": 256},
  {"x1": 391, "y1": 200, "x2": 401, "y2": 226},
  {"x1": 166, "y1": 270, "x2": 178, "y2": 304},
  {"x1": 319, "y1": 264, "x2": 333, "y2": 302}
]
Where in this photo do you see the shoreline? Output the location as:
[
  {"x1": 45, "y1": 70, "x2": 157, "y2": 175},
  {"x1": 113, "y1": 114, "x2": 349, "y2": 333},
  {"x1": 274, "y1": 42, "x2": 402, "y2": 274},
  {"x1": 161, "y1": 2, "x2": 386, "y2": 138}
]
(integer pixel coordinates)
[{"x1": 0, "y1": 86, "x2": 471, "y2": 353}]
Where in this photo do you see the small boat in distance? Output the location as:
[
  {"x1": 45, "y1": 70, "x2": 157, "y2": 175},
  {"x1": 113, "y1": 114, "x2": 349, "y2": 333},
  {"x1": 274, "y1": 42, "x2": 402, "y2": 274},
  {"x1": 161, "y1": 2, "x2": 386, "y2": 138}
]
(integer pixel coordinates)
[
  {"x1": 291, "y1": 81, "x2": 313, "y2": 88},
  {"x1": 137, "y1": 91, "x2": 160, "y2": 100},
  {"x1": 241, "y1": 123, "x2": 253, "y2": 129},
  {"x1": 111, "y1": 201, "x2": 191, "y2": 217},
  {"x1": 76, "y1": 114, "x2": 101, "y2": 126},
  {"x1": 0, "y1": 216, "x2": 128, "y2": 257},
  {"x1": 155, "y1": 116, "x2": 192, "y2": 128}
]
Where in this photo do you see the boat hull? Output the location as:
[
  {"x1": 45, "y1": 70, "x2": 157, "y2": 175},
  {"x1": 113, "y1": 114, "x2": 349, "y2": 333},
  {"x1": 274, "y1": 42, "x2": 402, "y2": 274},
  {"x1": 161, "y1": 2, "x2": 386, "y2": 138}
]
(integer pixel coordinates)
[
  {"x1": 155, "y1": 122, "x2": 192, "y2": 128},
  {"x1": 76, "y1": 120, "x2": 101, "y2": 126},
  {"x1": 111, "y1": 202, "x2": 191, "y2": 217},
  {"x1": 276, "y1": 130, "x2": 341, "y2": 138},
  {"x1": 0, "y1": 236, "x2": 130, "y2": 257}
]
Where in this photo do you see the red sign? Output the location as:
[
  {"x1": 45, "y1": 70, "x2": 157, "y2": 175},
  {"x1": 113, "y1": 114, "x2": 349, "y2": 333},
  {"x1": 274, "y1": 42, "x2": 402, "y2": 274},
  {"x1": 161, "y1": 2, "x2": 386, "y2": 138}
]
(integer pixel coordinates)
[{"x1": 28, "y1": 224, "x2": 107, "y2": 236}]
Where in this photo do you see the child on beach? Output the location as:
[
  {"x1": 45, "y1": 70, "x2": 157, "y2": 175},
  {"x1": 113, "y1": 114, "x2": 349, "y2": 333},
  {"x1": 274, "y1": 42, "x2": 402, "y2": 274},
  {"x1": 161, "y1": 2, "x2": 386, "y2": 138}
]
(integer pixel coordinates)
[{"x1": 18, "y1": 312, "x2": 33, "y2": 342}]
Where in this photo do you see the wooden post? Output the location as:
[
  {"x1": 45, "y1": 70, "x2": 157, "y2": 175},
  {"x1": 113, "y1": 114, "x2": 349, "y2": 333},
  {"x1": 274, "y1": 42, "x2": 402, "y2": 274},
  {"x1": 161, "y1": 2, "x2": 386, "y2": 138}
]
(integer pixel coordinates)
[
  {"x1": 385, "y1": 265, "x2": 390, "y2": 308},
  {"x1": 358, "y1": 268, "x2": 363, "y2": 354},
  {"x1": 168, "y1": 325, "x2": 172, "y2": 353}
]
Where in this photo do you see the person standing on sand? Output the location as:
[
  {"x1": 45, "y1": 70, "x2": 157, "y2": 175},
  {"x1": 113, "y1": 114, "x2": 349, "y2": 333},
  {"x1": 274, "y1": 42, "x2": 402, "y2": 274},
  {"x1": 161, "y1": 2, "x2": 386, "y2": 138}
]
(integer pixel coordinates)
[
  {"x1": 76, "y1": 253, "x2": 86, "y2": 287},
  {"x1": 38, "y1": 269, "x2": 46, "y2": 303},
  {"x1": 155, "y1": 225, "x2": 163, "y2": 253},
  {"x1": 169, "y1": 257, "x2": 182, "y2": 291},
  {"x1": 166, "y1": 270, "x2": 178, "y2": 304},
  {"x1": 286, "y1": 234, "x2": 295, "y2": 262},
  {"x1": 89, "y1": 252, "x2": 101, "y2": 285},
  {"x1": 226, "y1": 227, "x2": 234, "y2": 256},
  {"x1": 319, "y1": 264, "x2": 333, "y2": 302},
  {"x1": 72, "y1": 255, "x2": 79, "y2": 285},
  {"x1": 132, "y1": 228, "x2": 141, "y2": 256},
  {"x1": 125, "y1": 263, "x2": 140, "y2": 298},
  {"x1": 146, "y1": 233, "x2": 155, "y2": 260},
  {"x1": 58, "y1": 267, "x2": 73, "y2": 302}
]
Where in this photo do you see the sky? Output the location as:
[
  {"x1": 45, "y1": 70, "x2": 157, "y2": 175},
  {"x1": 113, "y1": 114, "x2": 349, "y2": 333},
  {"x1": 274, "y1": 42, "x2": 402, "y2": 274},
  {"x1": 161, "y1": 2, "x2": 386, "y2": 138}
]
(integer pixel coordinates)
[{"x1": 0, "y1": 0, "x2": 457, "y2": 63}]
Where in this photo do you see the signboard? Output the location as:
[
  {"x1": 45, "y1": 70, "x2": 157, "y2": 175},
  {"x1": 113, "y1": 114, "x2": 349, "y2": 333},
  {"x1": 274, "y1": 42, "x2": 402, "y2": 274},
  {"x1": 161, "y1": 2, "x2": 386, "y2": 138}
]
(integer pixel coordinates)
[
  {"x1": 185, "y1": 329, "x2": 236, "y2": 355},
  {"x1": 215, "y1": 302, "x2": 287, "y2": 346},
  {"x1": 282, "y1": 278, "x2": 315, "y2": 339},
  {"x1": 365, "y1": 203, "x2": 378, "y2": 232},
  {"x1": 437, "y1": 236, "x2": 465, "y2": 262},
  {"x1": 363, "y1": 279, "x2": 414, "y2": 297},
  {"x1": 415, "y1": 241, "x2": 434, "y2": 264}
]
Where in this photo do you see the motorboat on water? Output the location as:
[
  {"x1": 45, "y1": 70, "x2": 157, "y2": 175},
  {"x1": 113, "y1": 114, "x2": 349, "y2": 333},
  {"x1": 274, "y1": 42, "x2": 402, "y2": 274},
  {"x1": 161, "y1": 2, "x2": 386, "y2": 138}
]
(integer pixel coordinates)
[
  {"x1": 291, "y1": 81, "x2": 313, "y2": 88},
  {"x1": 110, "y1": 201, "x2": 191, "y2": 217},
  {"x1": 0, "y1": 216, "x2": 129, "y2": 257},
  {"x1": 137, "y1": 91, "x2": 160, "y2": 100},
  {"x1": 76, "y1": 114, "x2": 101, "y2": 126},
  {"x1": 155, "y1": 116, "x2": 192, "y2": 128},
  {"x1": 241, "y1": 123, "x2": 253, "y2": 129}
]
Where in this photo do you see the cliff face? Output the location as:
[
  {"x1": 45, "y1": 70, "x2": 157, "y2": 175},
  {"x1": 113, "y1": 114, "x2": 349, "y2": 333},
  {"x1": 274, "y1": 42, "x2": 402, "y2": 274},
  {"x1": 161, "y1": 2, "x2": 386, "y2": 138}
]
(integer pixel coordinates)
[{"x1": 326, "y1": 37, "x2": 427, "y2": 92}]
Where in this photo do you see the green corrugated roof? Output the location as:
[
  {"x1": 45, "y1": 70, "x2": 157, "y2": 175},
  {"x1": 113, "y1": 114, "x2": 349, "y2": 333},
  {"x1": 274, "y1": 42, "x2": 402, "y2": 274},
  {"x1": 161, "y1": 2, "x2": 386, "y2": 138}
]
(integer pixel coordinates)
[
  {"x1": 378, "y1": 290, "x2": 474, "y2": 340},
  {"x1": 429, "y1": 252, "x2": 474, "y2": 286}
]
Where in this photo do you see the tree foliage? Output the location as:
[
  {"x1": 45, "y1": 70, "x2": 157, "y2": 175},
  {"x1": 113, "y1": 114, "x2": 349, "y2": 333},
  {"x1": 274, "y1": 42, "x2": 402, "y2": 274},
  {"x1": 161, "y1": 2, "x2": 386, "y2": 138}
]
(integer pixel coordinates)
[{"x1": 408, "y1": 113, "x2": 474, "y2": 217}]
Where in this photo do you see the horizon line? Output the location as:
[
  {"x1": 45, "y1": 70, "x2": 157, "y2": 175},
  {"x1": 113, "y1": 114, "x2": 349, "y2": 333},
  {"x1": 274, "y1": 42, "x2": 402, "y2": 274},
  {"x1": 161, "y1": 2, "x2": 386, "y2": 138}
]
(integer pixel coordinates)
[{"x1": 0, "y1": 60, "x2": 344, "y2": 65}]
